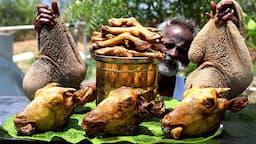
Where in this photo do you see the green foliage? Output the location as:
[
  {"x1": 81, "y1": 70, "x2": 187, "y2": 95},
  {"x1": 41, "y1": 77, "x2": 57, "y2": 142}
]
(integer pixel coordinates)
[
  {"x1": 0, "y1": 0, "x2": 40, "y2": 41},
  {"x1": 84, "y1": 59, "x2": 96, "y2": 80},
  {"x1": 237, "y1": 0, "x2": 256, "y2": 48},
  {"x1": 163, "y1": 0, "x2": 214, "y2": 27},
  {"x1": 253, "y1": 63, "x2": 256, "y2": 76},
  {"x1": 0, "y1": 0, "x2": 40, "y2": 26},
  {"x1": 183, "y1": 62, "x2": 198, "y2": 77},
  {"x1": 67, "y1": 0, "x2": 222, "y2": 38},
  {"x1": 168, "y1": 0, "x2": 256, "y2": 28},
  {"x1": 67, "y1": 0, "x2": 130, "y2": 37},
  {"x1": 236, "y1": 0, "x2": 256, "y2": 21},
  {"x1": 123, "y1": 0, "x2": 178, "y2": 26},
  {"x1": 244, "y1": 13, "x2": 256, "y2": 48},
  {"x1": 67, "y1": 0, "x2": 218, "y2": 36},
  {"x1": 67, "y1": 1, "x2": 255, "y2": 37}
]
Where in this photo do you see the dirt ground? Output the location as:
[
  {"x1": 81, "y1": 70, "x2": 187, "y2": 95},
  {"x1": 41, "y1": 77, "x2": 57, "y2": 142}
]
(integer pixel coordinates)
[{"x1": 13, "y1": 39, "x2": 256, "y2": 103}]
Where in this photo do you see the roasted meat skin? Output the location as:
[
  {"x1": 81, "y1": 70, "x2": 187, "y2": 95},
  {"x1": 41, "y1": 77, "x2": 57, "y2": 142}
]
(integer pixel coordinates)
[
  {"x1": 90, "y1": 17, "x2": 164, "y2": 60},
  {"x1": 14, "y1": 83, "x2": 95, "y2": 135},
  {"x1": 161, "y1": 87, "x2": 248, "y2": 139},
  {"x1": 14, "y1": 83, "x2": 75, "y2": 135},
  {"x1": 81, "y1": 86, "x2": 164, "y2": 137},
  {"x1": 107, "y1": 17, "x2": 161, "y2": 42},
  {"x1": 94, "y1": 46, "x2": 164, "y2": 60}
]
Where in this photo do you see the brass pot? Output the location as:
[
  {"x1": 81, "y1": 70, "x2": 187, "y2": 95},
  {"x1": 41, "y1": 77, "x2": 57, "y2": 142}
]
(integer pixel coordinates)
[{"x1": 92, "y1": 53, "x2": 159, "y2": 104}]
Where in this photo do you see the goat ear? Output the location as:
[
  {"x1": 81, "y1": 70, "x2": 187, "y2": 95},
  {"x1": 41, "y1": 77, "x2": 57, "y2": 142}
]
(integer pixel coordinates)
[
  {"x1": 227, "y1": 96, "x2": 248, "y2": 112},
  {"x1": 51, "y1": 0, "x2": 60, "y2": 16},
  {"x1": 215, "y1": 88, "x2": 230, "y2": 95}
]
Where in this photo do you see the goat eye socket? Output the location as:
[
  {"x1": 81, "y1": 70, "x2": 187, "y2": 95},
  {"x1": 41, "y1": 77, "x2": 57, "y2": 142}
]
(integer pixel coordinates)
[{"x1": 204, "y1": 98, "x2": 215, "y2": 108}]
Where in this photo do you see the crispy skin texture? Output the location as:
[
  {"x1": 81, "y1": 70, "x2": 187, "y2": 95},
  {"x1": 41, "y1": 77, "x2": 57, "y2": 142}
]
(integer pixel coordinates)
[
  {"x1": 94, "y1": 46, "x2": 164, "y2": 60},
  {"x1": 14, "y1": 83, "x2": 76, "y2": 135},
  {"x1": 91, "y1": 17, "x2": 164, "y2": 59},
  {"x1": 82, "y1": 87, "x2": 145, "y2": 136},
  {"x1": 81, "y1": 86, "x2": 165, "y2": 137},
  {"x1": 14, "y1": 83, "x2": 95, "y2": 135},
  {"x1": 161, "y1": 88, "x2": 229, "y2": 139},
  {"x1": 107, "y1": 17, "x2": 161, "y2": 42},
  {"x1": 161, "y1": 87, "x2": 248, "y2": 139},
  {"x1": 95, "y1": 32, "x2": 152, "y2": 51}
]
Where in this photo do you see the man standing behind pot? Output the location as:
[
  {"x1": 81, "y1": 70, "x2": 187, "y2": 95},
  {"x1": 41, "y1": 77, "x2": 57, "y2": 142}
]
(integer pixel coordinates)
[{"x1": 156, "y1": 17, "x2": 197, "y2": 100}]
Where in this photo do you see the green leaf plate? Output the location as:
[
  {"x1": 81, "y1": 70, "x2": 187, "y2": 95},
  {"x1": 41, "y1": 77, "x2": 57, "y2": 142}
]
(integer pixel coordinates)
[{"x1": 2, "y1": 98, "x2": 223, "y2": 144}]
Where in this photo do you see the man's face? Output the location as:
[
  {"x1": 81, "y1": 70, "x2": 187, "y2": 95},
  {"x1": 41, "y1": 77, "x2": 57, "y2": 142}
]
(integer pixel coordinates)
[
  {"x1": 158, "y1": 55, "x2": 184, "y2": 77},
  {"x1": 158, "y1": 24, "x2": 193, "y2": 77}
]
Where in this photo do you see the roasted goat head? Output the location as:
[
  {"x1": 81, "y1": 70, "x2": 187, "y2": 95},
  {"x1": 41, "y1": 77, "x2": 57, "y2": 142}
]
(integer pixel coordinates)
[
  {"x1": 161, "y1": 87, "x2": 248, "y2": 139},
  {"x1": 14, "y1": 83, "x2": 94, "y2": 135},
  {"x1": 81, "y1": 86, "x2": 165, "y2": 137}
]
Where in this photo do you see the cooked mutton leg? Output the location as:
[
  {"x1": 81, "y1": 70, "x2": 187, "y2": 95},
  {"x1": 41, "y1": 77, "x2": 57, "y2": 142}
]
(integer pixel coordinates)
[
  {"x1": 94, "y1": 46, "x2": 133, "y2": 57},
  {"x1": 107, "y1": 17, "x2": 162, "y2": 42},
  {"x1": 94, "y1": 46, "x2": 164, "y2": 60},
  {"x1": 101, "y1": 25, "x2": 161, "y2": 42},
  {"x1": 108, "y1": 17, "x2": 141, "y2": 27},
  {"x1": 93, "y1": 32, "x2": 151, "y2": 51},
  {"x1": 91, "y1": 31, "x2": 115, "y2": 42}
]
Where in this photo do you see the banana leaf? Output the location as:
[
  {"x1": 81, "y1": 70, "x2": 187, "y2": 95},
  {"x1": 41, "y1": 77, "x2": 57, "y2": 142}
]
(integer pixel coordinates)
[{"x1": 2, "y1": 97, "x2": 223, "y2": 144}]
